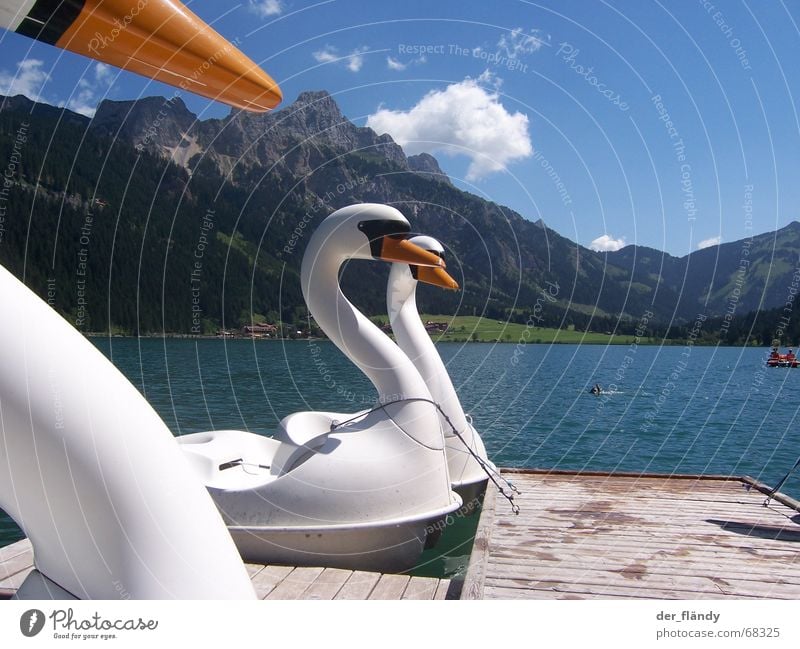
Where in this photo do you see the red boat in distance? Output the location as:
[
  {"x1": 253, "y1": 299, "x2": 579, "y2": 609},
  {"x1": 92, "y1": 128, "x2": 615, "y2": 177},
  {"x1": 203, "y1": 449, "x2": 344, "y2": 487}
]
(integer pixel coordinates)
[{"x1": 767, "y1": 347, "x2": 799, "y2": 367}]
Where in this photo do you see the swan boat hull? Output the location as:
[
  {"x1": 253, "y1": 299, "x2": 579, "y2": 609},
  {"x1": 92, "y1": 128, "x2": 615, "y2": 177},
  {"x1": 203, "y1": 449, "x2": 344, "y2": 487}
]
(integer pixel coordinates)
[
  {"x1": 179, "y1": 424, "x2": 461, "y2": 573},
  {"x1": 228, "y1": 503, "x2": 458, "y2": 573}
]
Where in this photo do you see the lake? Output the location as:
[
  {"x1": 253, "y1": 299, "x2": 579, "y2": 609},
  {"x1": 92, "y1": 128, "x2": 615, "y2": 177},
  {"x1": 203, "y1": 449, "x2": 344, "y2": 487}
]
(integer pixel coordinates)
[{"x1": 2, "y1": 339, "x2": 799, "y2": 575}]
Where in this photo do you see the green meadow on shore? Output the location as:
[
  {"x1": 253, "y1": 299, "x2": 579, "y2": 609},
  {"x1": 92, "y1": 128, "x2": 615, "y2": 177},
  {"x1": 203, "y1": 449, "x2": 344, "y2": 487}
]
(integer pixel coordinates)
[{"x1": 373, "y1": 315, "x2": 641, "y2": 345}]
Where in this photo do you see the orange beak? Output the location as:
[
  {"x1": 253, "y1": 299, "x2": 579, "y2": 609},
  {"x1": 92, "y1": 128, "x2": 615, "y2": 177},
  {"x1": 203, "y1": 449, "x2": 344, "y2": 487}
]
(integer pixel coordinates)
[
  {"x1": 416, "y1": 265, "x2": 460, "y2": 291},
  {"x1": 14, "y1": 0, "x2": 281, "y2": 112},
  {"x1": 379, "y1": 237, "x2": 446, "y2": 268}
]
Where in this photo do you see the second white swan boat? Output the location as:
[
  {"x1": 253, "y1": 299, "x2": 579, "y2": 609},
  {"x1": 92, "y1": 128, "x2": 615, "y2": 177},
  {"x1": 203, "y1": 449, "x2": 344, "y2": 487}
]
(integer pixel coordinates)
[{"x1": 388, "y1": 236, "x2": 495, "y2": 508}]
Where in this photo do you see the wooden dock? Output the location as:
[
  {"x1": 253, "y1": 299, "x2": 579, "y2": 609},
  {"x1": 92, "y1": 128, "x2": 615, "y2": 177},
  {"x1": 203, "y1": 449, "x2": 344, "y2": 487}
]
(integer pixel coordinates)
[
  {"x1": 463, "y1": 469, "x2": 800, "y2": 600},
  {"x1": 5, "y1": 468, "x2": 800, "y2": 600},
  {"x1": 0, "y1": 538, "x2": 452, "y2": 600}
]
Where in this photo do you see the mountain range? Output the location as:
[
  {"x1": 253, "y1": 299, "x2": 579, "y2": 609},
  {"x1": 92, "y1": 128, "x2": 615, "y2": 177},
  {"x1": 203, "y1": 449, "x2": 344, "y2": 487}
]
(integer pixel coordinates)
[{"x1": 1, "y1": 89, "x2": 798, "y2": 335}]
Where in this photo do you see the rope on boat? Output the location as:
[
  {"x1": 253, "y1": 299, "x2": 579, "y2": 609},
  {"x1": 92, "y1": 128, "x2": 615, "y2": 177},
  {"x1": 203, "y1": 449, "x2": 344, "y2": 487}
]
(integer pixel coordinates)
[
  {"x1": 763, "y1": 454, "x2": 800, "y2": 507},
  {"x1": 219, "y1": 458, "x2": 271, "y2": 474},
  {"x1": 433, "y1": 403, "x2": 521, "y2": 516},
  {"x1": 329, "y1": 397, "x2": 521, "y2": 515}
]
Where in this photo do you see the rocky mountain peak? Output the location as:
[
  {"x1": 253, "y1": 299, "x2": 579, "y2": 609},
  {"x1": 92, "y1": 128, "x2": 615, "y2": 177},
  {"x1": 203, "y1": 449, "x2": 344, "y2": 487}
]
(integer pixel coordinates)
[
  {"x1": 76, "y1": 90, "x2": 415, "y2": 176},
  {"x1": 91, "y1": 96, "x2": 197, "y2": 152},
  {"x1": 407, "y1": 153, "x2": 452, "y2": 186}
]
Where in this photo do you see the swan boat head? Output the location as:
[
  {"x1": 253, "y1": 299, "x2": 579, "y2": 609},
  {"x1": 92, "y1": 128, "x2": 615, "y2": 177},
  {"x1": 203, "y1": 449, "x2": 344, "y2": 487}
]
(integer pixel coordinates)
[{"x1": 301, "y1": 204, "x2": 446, "y2": 420}]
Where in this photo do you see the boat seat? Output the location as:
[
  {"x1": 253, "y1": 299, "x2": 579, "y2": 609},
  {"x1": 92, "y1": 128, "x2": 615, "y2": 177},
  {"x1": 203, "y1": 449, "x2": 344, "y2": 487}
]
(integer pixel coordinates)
[
  {"x1": 178, "y1": 430, "x2": 280, "y2": 487},
  {"x1": 271, "y1": 411, "x2": 344, "y2": 476}
]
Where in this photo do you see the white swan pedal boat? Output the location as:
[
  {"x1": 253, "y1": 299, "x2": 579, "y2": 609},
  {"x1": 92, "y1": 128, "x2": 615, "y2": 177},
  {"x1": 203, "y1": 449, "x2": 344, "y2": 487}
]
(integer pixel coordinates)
[{"x1": 179, "y1": 205, "x2": 463, "y2": 572}]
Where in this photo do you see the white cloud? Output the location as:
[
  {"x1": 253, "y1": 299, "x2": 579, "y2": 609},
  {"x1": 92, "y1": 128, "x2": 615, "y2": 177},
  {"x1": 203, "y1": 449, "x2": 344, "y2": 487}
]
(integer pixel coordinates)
[
  {"x1": 313, "y1": 45, "x2": 369, "y2": 72},
  {"x1": 497, "y1": 28, "x2": 549, "y2": 59},
  {"x1": 366, "y1": 75, "x2": 532, "y2": 180},
  {"x1": 346, "y1": 46, "x2": 368, "y2": 72},
  {"x1": 312, "y1": 46, "x2": 339, "y2": 65},
  {"x1": 248, "y1": 0, "x2": 283, "y2": 17},
  {"x1": 697, "y1": 236, "x2": 721, "y2": 249},
  {"x1": 386, "y1": 55, "x2": 427, "y2": 71},
  {"x1": 476, "y1": 68, "x2": 503, "y2": 90},
  {"x1": 66, "y1": 63, "x2": 114, "y2": 117},
  {"x1": 0, "y1": 59, "x2": 114, "y2": 116},
  {"x1": 387, "y1": 56, "x2": 407, "y2": 71},
  {"x1": 590, "y1": 234, "x2": 626, "y2": 252},
  {"x1": 0, "y1": 59, "x2": 50, "y2": 102},
  {"x1": 93, "y1": 62, "x2": 113, "y2": 85}
]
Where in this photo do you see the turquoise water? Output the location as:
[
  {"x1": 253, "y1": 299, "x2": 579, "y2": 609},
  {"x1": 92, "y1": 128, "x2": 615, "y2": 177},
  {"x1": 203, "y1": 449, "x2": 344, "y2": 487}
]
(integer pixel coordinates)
[{"x1": 2, "y1": 339, "x2": 799, "y2": 574}]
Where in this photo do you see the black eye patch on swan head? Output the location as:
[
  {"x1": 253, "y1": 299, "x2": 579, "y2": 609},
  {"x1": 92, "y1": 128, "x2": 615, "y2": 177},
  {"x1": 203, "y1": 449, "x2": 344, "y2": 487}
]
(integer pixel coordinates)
[{"x1": 358, "y1": 219, "x2": 412, "y2": 257}]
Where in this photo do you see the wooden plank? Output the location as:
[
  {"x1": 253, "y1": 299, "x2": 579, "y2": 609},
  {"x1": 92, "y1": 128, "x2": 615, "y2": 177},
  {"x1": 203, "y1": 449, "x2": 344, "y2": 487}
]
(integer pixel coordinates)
[
  {"x1": 401, "y1": 576, "x2": 439, "y2": 600},
  {"x1": 251, "y1": 565, "x2": 294, "y2": 599},
  {"x1": 0, "y1": 566, "x2": 33, "y2": 590},
  {"x1": 490, "y1": 524, "x2": 800, "y2": 546},
  {"x1": 512, "y1": 492, "x2": 790, "y2": 511},
  {"x1": 461, "y1": 480, "x2": 497, "y2": 600},
  {"x1": 301, "y1": 568, "x2": 352, "y2": 600},
  {"x1": 517, "y1": 483, "x2": 757, "y2": 500},
  {"x1": 367, "y1": 573, "x2": 410, "y2": 600},
  {"x1": 484, "y1": 559, "x2": 800, "y2": 597},
  {"x1": 483, "y1": 570, "x2": 789, "y2": 599},
  {"x1": 266, "y1": 566, "x2": 324, "y2": 600},
  {"x1": 486, "y1": 546, "x2": 800, "y2": 576},
  {"x1": 482, "y1": 582, "x2": 762, "y2": 600},
  {"x1": 491, "y1": 518, "x2": 800, "y2": 550},
  {"x1": 0, "y1": 538, "x2": 32, "y2": 562},
  {"x1": 540, "y1": 488, "x2": 773, "y2": 505},
  {"x1": 433, "y1": 579, "x2": 452, "y2": 600},
  {"x1": 510, "y1": 491, "x2": 775, "y2": 509},
  {"x1": 245, "y1": 563, "x2": 264, "y2": 578},
  {"x1": 0, "y1": 548, "x2": 34, "y2": 581},
  {"x1": 488, "y1": 532, "x2": 800, "y2": 559},
  {"x1": 334, "y1": 571, "x2": 381, "y2": 600},
  {"x1": 505, "y1": 467, "x2": 742, "y2": 482}
]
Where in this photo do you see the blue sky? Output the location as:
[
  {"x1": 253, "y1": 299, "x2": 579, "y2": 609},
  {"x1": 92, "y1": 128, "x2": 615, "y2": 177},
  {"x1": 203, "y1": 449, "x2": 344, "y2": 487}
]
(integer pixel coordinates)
[{"x1": 2, "y1": 0, "x2": 799, "y2": 256}]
